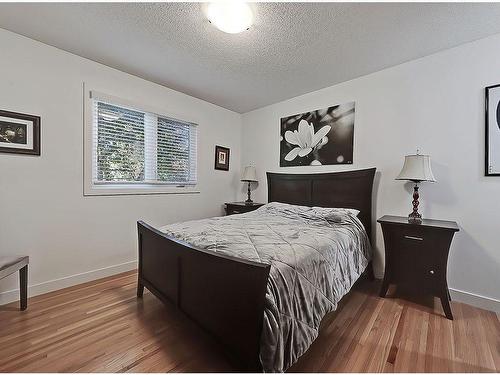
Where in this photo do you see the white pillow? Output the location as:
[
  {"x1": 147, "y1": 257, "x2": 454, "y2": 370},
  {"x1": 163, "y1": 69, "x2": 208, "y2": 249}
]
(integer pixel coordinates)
[{"x1": 265, "y1": 201, "x2": 359, "y2": 216}]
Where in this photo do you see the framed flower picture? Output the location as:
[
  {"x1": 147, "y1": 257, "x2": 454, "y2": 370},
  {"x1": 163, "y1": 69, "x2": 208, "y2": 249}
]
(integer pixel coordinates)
[
  {"x1": 214, "y1": 145, "x2": 230, "y2": 171},
  {"x1": 0, "y1": 110, "x2": 40, "y2": 156},
  {"x1": 280, "y1": 102, "x2": 354, "y2": 167}
]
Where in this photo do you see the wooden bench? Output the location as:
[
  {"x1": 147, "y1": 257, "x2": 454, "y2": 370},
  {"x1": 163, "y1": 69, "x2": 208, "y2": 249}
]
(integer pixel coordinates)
[{"x1": 0, "y1": 256, "x2": 29, "y2": 310}]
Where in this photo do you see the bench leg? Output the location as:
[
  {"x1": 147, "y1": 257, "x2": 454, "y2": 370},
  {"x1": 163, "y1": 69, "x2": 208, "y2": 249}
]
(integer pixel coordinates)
[{"x1": 19, "y1": 265, "x2": 28, "y2": 311}]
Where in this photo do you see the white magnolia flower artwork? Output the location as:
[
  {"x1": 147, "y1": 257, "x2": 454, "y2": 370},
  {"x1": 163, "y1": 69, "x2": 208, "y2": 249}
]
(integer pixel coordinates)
[
  {"x1": 284, "y1": 120, "x2": 331, "y2": 162},
  {"x1": 280, "y1": 102, "x2": 355, "y2": 167}
]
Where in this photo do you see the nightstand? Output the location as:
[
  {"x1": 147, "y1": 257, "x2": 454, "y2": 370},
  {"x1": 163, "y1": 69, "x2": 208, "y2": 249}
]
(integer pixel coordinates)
[
  {"x1": 225, "y1": 202, "x2": 264, "y2": 215},
  {"x1": 377, "y1": 215, "x2": 459, "y2": 320}
]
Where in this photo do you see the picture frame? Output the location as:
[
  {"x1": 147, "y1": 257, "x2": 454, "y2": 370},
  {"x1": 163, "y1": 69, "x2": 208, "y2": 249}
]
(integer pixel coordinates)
[
  {"x1": 485, "y1": 84, "x2": 500, "y2": 176},
  {"x1": 214, "y1": 145, "x2": 230, "y2": 171},
  {"x1": 0, "y1": 110, "x2": 40, "y2": 156},
  {"x1": 280, "y1": 102, "x2": 355, "y2": 167}
]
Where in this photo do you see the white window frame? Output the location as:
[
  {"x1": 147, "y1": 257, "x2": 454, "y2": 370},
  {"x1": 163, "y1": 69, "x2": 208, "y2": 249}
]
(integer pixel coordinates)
[{"x1": 83, "y1": 87, "x2": 200, "y2": 196}]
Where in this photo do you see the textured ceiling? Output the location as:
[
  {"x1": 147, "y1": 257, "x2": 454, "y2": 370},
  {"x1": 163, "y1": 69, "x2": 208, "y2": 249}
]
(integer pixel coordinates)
[{"x1": 1, "y1": 2, "x2": 500, "y2": 113}]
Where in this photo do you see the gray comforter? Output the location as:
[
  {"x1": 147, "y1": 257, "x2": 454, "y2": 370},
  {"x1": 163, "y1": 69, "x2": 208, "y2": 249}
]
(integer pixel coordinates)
[{"x1": 160, "y1": 202, "x2": 371, "y2": 372}]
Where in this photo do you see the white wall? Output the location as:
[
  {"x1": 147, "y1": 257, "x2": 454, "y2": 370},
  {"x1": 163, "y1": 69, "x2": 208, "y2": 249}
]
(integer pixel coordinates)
[
  {"x1": 2, "y1": 26, "x2": 499, "y2": 312},
  {"x1": 0, "y1": 29, "x2": 242, "y2": 304},
  {"x1": 242, "y1": 34, "x2": 500, "y2": 311}
]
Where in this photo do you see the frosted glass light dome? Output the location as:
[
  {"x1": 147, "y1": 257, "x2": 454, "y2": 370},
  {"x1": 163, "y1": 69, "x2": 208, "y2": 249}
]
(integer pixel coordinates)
[{"x1": 206, "y1": 2, "x2": 254, "y2": 34}]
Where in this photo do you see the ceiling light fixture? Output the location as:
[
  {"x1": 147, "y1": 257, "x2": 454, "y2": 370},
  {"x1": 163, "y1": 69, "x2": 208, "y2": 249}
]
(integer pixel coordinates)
[{"x1": 205, "y1": 2, "x2": 254, "y2": 34}]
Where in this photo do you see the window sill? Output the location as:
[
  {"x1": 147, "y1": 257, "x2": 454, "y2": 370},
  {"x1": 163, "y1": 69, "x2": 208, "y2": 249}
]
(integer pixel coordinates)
[{"x1": 84, "y1": 184, "x2": 200, "y2": 196}]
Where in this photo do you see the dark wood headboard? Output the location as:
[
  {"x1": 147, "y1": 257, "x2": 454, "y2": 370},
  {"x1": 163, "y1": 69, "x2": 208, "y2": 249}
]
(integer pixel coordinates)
[{"x1": 267, "y1": 168, "x2": 376, "y2": 240}]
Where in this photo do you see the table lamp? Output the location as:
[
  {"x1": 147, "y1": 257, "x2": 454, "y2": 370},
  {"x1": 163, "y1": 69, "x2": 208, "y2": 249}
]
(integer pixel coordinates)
[
  {"x1": 396, "y1": 152, "x2": 436, "y2": 223},
  {"x1": 241, "y1": 166, "x2": 258, "y2": 204}
]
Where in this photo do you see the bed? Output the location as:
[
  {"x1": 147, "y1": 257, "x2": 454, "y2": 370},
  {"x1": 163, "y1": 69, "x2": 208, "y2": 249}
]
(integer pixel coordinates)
[{"x1": 136, "y1": 168, "x2": 376, "y2": 372}]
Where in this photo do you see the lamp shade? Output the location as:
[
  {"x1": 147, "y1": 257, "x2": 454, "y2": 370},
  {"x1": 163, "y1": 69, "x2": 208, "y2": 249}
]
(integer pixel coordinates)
[
  {"x1": 396, "y1": 154, "x2": 436, "y2": 182},
  {"x1": 241, "y1": 166, "x2": 258, "y2": 182}
]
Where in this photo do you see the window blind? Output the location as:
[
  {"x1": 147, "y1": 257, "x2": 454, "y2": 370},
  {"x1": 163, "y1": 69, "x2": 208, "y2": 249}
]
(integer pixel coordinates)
[
  {"x1": 156, "y1": 116, "x2": 197, "y2": 184},
  {"x1": 91, "y1": 98, "x2": 197, "y2": 186}
]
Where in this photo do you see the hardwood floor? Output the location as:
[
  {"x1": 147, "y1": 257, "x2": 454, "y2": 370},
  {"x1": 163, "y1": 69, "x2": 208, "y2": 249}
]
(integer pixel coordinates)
[{"x1": 0, "y1": 271, "x2": 498, "y2": 373}]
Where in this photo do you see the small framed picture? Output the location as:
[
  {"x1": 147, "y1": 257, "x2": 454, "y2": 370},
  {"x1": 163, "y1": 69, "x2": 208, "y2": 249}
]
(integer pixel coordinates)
[
  {"x1": 486, "y1": 84, "x2": 500, "y2": 176},
  {"x1": 0, "y1": 110, "x2": 40, "y2": 156},
  {"x1": 214, "y1": 145, "x2": 230, "y2": 171}
]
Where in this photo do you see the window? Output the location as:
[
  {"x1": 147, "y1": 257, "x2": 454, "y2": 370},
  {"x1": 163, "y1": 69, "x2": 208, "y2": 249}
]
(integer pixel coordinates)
[
  {"x1": 95, "y1": 102, "x2": 146, "y2": 183},
  {"x1": 85, "y1": 91, "x2": 198, "y2": 195}
]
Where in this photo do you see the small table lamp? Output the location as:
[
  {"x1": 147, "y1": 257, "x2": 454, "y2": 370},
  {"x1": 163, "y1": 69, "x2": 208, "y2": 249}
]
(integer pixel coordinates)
[
  {"x1": 396, "y1": 152, "x2": 436, "y2": 223},
  {"x1": 241, "y1": 166, "x2": 258, "y2": 204}
]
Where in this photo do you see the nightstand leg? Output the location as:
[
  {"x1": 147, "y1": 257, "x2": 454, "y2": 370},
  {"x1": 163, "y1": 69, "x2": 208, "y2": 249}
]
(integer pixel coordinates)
[
  {"x1": 367, "y1": 261, "x2": 375, "y2": 281},
  {"x1": 137, "y1": 281, "x2": 144, "y2": 298},
  {"x1": 440, "y1": 292, "x2": 453, "y2": 320},
  {"x1": 379, "y1": 276, "x2": 390, "y2": 297}
]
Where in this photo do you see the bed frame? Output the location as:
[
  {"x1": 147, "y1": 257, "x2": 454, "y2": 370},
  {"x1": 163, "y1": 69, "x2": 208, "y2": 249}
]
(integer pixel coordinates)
[{"x1": 137, "y1": 168, "x2": 376, "y2": 371}]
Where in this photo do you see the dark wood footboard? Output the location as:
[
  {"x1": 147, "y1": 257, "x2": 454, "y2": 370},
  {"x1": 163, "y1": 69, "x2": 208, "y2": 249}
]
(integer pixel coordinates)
[{"x1": 137, "y1": 221, "x2": 270, "y2": 371}]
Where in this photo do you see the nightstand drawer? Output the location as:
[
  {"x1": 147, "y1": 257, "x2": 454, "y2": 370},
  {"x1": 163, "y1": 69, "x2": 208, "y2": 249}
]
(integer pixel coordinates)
[
  {"x1": 384, "y1": 225, "x2": 429, "y2": 251},
  {"x1": 225, "y1": 202, "x2": 264, "y2": 215},
  {"x1": 383, "y1": 225, "x2": 452, "y2": 254}
]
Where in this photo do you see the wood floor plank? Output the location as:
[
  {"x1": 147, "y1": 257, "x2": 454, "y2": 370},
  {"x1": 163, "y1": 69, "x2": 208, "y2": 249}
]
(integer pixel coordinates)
[
  {"x1": 480, "y1": 309, "x2": 500, "y2": 371},
  {"x1": 288, "y1": 287, "x2": 369, "y2": 372},
  {"x1": 0, "y1": 271, "x2": 498, "y2": 373},
  {"x1": 367, "y1": 298, "x2": 403, "y2": 372}
]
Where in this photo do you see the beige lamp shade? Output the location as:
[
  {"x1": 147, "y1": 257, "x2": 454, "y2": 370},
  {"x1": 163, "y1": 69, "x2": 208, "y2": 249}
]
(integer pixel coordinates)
[
  {"x1": 241, "y1": 166, "x2": 258, "y2": 182},
  {"x1": 396, "y1": 154, "x2": 436, "y2": 182}
]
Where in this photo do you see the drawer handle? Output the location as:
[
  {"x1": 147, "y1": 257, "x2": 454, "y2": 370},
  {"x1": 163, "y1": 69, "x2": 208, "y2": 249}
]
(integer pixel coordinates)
[
  {"x1": 429, "y1": 270, "x2": 435, "y2": 275},
  {"x1": 404, "y1": 235, "x2": 423, "y2": 241}
]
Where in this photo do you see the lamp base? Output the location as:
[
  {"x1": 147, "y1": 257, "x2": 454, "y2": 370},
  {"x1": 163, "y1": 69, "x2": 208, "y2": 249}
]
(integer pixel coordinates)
[
  {"x1": 245, "y1": 181, "x2": 253, "y2": 204},
  {"x1": 408, "y1": 183, "x2": 422, "y2": 224},
  {"x1": 408, "y1": 212, "x2": 422, "y2": 224}
]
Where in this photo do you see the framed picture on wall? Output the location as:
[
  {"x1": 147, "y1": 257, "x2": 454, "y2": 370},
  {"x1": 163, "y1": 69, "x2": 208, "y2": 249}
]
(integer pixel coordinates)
[
  {"x1": 280, "y1": 102, "x2": 355, "y2": 167},
  {"x1": 486, "y1": 84, "x2": 500, "y2": 176},
  {"x1": 214, "y1": 145, "x2": 230, "y2": 171},
  {"x1": 0, "y1": 110, "x2": 40, "y2": 156}
]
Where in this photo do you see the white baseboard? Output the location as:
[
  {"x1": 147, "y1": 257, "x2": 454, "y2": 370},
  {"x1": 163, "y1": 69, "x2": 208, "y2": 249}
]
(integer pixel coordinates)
[
  {"x1": 374, "y1": 273, "x2": 499, "y2": 313},
  {"x1": 0, "y1": 260, "x2": 137, "y2": 306},
  {"x1": 449, "y1": 288, "x2": 500, "y2": 313},
  {"x1": 2, "y1": 262, "x2": 498, "y2": 314}
]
